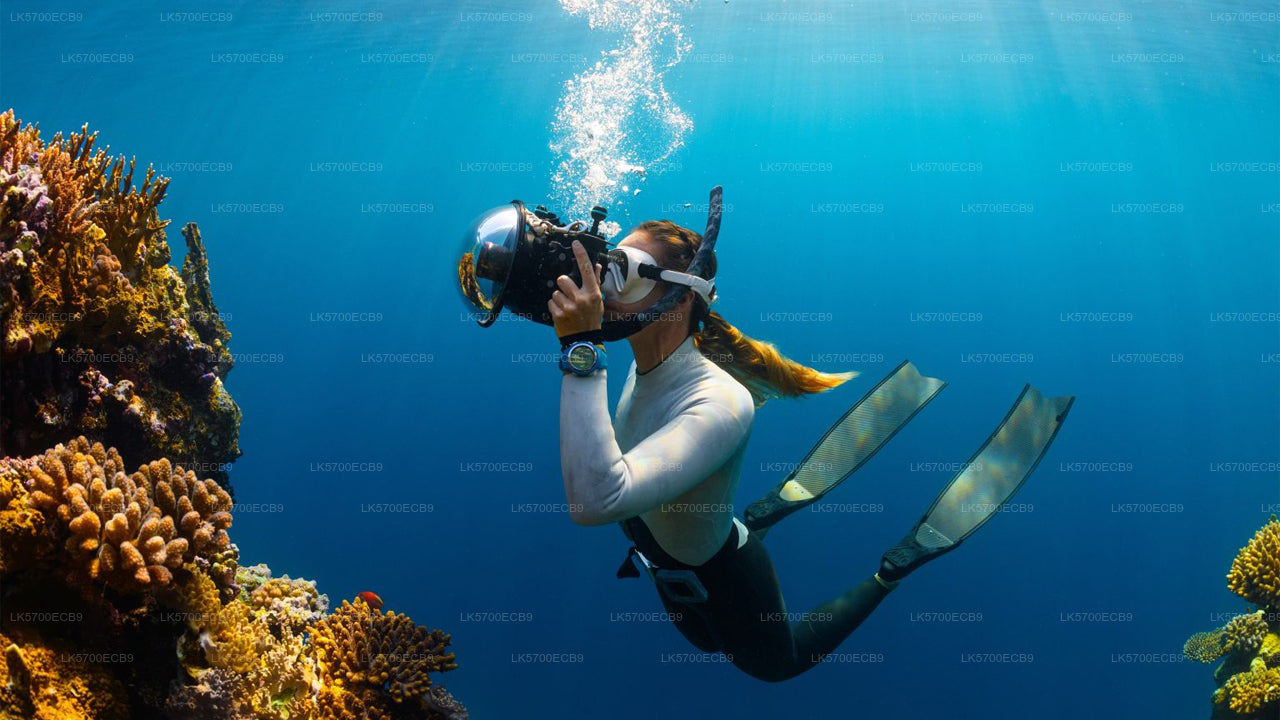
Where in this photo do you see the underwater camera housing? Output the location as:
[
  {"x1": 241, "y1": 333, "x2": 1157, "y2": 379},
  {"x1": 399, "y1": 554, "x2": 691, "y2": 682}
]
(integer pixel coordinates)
[
  {"x1": 457, "y1": 200, "x2": 613, "y2": 329},
  {"x1": 456, "y1": 186, "x2": 723, "y2": 342}
]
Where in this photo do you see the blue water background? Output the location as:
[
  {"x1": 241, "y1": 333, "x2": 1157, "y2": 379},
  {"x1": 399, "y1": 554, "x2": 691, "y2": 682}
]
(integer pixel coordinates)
[{"x1": 4, "y1": 2, "x2": 1278, "y2": 718}]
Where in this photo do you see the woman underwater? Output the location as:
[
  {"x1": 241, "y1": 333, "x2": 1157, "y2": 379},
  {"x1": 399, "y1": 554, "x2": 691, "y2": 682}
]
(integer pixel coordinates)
[{"x1": 548, "y1": 212, "x2": 1072, "y2": 682}]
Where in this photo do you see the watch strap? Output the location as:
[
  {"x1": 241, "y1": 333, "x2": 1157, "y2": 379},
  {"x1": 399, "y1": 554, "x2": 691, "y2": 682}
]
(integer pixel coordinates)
[{"x1": 559, "y1": 329, "x2": 605, "y2": 349}]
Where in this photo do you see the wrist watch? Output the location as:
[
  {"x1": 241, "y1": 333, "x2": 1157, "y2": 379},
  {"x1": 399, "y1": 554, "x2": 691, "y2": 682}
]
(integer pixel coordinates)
[{"x1": 560, "y1": 341, "x2": 608, "y2": 376}]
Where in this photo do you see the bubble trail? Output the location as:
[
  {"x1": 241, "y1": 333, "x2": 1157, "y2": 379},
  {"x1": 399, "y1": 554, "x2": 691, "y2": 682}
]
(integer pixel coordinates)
[{"x1": 551, "y1": 0, "x2": 694, "y2": 223}]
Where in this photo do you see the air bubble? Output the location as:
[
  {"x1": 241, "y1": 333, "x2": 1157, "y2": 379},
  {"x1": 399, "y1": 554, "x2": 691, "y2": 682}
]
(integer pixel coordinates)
[{"x1": 551, "y1": 0, "x2": 693, "y2": 222}]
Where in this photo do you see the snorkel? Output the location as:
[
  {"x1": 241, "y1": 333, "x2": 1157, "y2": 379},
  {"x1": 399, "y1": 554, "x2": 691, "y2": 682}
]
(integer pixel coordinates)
[{"x1": 457, "y1": 186, "x2": 723, "y2": 341}]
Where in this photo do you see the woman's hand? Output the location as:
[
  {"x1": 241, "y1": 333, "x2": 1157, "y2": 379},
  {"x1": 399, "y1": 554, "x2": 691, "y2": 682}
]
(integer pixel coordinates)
[{"x1": 549, "y1": 240, "x2": 604, "y2": 338}]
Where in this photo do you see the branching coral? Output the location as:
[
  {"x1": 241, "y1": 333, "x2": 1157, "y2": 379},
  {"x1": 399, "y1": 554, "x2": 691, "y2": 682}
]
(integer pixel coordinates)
[
  {"x1": 6, "y1": 436, "x2": 233, "y2": 592},
  {"x1": 1215, "y1": 665, "x2": 1280, "y2": 717},
  {"x1": 0, "y1": 109, "x2": 240, "y2": 487},
  {"x1": 1228, "y1": 520, "x2": 1280, "y2": 612},
  {"x1": 312, "y1": 599, "x2": 458, "y2": 706}
]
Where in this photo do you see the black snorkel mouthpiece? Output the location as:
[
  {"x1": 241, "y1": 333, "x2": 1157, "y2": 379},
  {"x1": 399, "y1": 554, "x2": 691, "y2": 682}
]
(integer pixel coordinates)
[{"x1": 456, "y1": 186, "x2": 723, "y2": 340}]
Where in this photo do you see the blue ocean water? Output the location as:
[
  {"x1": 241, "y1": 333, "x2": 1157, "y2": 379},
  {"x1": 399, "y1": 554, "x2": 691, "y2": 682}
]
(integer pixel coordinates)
[{"x1": 4, "y1": 1, "x2": 1277, "y2": 718}]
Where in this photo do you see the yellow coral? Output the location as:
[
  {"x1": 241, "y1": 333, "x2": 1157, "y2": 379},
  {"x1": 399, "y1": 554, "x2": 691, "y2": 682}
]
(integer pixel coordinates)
[
  {"x1": 1263, "y1": 632, "x2": 1280, "y2": 668},
  {"x1": 1228, "y1": 520, "x2": 1280, "y2": 611},
  {"x1": 175, "y1": 566, "x2": 261, "y2": 674},
  {"x1": 0, "y1": 632, "x2": 130, "y2": 720},
  {"x1": 1216, "y1": 665, "x2": 1280, "y2": 716},
  {"x1": 14, "y1": 437, "x2": 232, "y2": 592}
]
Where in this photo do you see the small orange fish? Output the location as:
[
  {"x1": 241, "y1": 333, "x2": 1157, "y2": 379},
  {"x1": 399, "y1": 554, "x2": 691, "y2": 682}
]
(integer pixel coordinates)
[{"x1": 357, "y1": 591, "x2": 384, "y2": 610}]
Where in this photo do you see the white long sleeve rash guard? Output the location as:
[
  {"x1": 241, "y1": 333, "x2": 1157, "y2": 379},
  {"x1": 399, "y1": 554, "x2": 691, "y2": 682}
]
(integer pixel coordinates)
[{"x1": 560, "y1": 335, "x2": 756, "y2": 566}]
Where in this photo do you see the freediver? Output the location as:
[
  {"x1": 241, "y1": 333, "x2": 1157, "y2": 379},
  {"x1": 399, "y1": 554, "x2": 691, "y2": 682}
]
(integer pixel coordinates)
[
  {"x1": 548, "y1": 216, "x2": 1072, "y2": 682},
  {"x1": 455, "y1": 187, "x2": 1072, "y2": 681}
]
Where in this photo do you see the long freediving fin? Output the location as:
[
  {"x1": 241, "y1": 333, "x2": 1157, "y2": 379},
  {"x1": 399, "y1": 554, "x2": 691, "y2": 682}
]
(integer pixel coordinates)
[
  {"x1": 743, "y1": 360, "x2": 947, "y2": 536},
  {"x1": 879, "y1": 383, "x2": 1075, "y2": 582}
]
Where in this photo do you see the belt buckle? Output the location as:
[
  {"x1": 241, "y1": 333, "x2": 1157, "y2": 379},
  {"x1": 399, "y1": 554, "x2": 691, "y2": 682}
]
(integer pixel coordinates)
[{"x1": 653, "y1": 568, "x2": 709, "y2": 604}]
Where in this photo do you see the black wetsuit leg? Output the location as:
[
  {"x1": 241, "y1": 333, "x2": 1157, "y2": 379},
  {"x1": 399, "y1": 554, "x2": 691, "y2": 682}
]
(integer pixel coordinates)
[{"x1": 658, "y1": 531, "x2": 890, "y2": 682}]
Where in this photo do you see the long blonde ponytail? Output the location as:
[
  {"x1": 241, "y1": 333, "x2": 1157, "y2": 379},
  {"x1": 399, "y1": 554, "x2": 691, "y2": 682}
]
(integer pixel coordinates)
[{"x1": 635, "y1": 220, "x2": 856, "y2": 407}]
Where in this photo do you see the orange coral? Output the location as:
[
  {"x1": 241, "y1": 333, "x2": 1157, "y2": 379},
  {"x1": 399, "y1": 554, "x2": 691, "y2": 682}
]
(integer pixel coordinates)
[
  {"x1": 312, "y1": 599, "x2": 457, "y2": 705},
  {"x1": 8, "y1": 436, "x2": 232, "y2": 592},
  {"x1": 1228, "y1": 520, "x2": 1280, "y2": 612}
]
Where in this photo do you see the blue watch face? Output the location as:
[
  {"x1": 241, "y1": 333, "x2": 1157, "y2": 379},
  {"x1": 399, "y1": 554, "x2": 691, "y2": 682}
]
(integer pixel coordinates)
[{"x1": 567, "y1": 343, "x2": 597, "y2": 372}]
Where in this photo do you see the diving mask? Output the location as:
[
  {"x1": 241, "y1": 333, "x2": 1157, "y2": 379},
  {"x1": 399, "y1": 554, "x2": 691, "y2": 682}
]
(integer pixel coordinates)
[{"x1": 602, "y1": 245, "x2": 714, "y2": 306}]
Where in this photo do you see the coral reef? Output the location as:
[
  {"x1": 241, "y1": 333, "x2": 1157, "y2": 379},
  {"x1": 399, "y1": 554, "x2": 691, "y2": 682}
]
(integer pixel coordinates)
[
  {"x1": 1186, "y1": 518, "x2": 1280, "y2": 719},
  {"x1": 0, "y1": 436, "x2": 466, "y2": 719},
  {"x1": 0, "y1": 113, "x2": 465, "y2": 719},
  {"x1": 1228, "y1": 520, "x2": 1280, "y2": 612},
  {"x1": 0, "y1": 110, "x2": 240, "y2": 488}
]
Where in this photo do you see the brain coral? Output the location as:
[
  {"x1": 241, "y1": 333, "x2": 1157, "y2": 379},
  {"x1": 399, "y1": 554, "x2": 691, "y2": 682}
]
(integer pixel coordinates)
[
  {"x1": 0, "y1": 109, "x2": 240, "y2": 488},
  {"x1": 8, "y1": 436, "x2": 232, "y2": 591},
  {"x1": 1228, "y1": 520, "x2": 1280, "y2": 612}
]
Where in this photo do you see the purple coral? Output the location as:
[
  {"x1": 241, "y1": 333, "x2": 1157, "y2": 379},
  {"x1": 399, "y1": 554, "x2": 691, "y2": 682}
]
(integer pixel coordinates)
[
  {"x1": 163, "y1": 668, "x2": 246, "y2": 720},
  {"x1": 0, "y1": 164, "x2": 52, "y2": 251}
]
